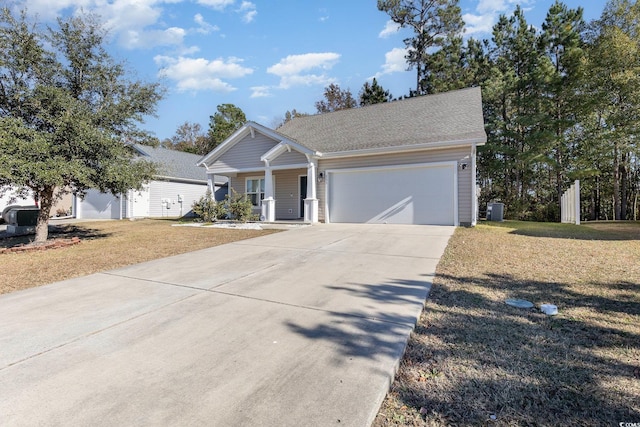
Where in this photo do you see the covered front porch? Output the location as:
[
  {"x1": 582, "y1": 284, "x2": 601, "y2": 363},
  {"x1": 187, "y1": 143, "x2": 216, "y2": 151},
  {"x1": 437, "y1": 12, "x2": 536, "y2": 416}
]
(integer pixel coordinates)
[
  {"x1": 197, "y1": 122, "x2": 320, "y2": 223},
  {"x1": 226, "y1": 164, "x2": 319, "y2": 223}
]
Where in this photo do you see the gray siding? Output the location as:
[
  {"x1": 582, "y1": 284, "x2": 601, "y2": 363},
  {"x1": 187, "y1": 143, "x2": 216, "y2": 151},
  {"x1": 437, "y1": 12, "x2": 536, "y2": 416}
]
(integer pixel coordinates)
[
  {"x1": 230, "y1": 169, "x2": 306, "y2": 220},
  {"x1": 212, "y1": 133, "x2": 278, "y2": 171},
  {"x1": 271, "y1": 150, "x2": 307, "y2": 167},
  {"x1": 230, "y1": 173, "x2": 266, "y2": 216},
  {"x1": 317, "y1": 147, "x2": 473, "y2": 224},
  {"x1": 274, "y1": 168, "x2": 306, "y2": 220},
  {"x1": 148, "y1": 180, "x2": 208, "y2": 218}
]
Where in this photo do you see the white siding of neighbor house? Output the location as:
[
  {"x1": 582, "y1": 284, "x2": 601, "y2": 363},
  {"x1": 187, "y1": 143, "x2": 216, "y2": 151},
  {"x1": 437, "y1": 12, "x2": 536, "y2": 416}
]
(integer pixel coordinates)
[
  {"x1": 318, "y1": 147, "x2": 473, "y2": 224},
  {"x1": 148, "y1": 180, "x2": 208, "y2": 218},
  {"x1": 212, "y1": 133, "x2": 279, "y2": 171}
]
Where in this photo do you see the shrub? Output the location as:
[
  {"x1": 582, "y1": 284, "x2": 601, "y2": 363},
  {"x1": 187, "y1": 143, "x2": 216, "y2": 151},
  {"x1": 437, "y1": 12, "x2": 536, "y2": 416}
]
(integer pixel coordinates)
[
  {"x1": 225, "y1": 189, "x2": 254, "y2": 222},
  {"x1": 192, "y1": 189, "x2": 224, "y2": 222}
]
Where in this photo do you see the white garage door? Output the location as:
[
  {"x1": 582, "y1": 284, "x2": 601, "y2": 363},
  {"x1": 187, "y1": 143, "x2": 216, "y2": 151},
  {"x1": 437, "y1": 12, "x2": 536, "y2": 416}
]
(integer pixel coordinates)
[
  {"x1": 78, "y1": 190, "x2": 121, "y2": 219},
  {"x1": 327, "y1": 162, "x2": 457, "y2": 225}
]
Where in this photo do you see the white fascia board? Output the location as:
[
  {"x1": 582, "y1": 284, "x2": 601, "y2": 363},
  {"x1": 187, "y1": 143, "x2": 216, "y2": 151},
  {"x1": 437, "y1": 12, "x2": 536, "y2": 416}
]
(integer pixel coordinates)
[
  {"x1": 196, "y1": 125, "x2": 252, "y2": 167},
  {"x1": 319, "y1": 137, "x2": 486, "y2": 159},
  {"x1": 260, "y1": 140, "x2": 318, "y2": 163},
  {"x1": 209, "y1": 167, "x2": 264, "y2": 175}
]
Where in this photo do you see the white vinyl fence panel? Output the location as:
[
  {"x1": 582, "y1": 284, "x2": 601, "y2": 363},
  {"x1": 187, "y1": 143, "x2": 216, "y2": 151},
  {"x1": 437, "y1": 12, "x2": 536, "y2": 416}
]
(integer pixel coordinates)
[{"x1": 561, "y1": 180, "x2": 580, "y2": 225}]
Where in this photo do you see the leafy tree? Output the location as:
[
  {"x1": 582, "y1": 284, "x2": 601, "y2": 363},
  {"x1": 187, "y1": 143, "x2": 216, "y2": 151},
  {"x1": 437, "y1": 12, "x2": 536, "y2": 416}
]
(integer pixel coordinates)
[
  {"x1": 169, "y1": 121, "x2": 209, "y2": 155},
  {"x1": 315, "y1": 83, "x2": 357, "y2": 113},
  {"x1": 358, "y1": 78, "x2": 393, "y2": 106},
  {"x1": 0, "y1": 8, "x2": 163, "y2": 242},
  {"x1": 378, "y1": 0, "x2": 464, "y2": 95},
  {"x1": 207, "y1": 104, "x2": 246, "y2": 152}
]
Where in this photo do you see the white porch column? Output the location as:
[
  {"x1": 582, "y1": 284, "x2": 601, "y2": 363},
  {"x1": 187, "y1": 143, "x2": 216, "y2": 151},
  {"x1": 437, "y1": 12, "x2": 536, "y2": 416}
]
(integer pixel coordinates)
[
  {"x1": 261, "y1": 161, "x2": 276, "y2": 222},
  {"x1": 304, "y1": 158, "x2": 319, "y2": 223}
]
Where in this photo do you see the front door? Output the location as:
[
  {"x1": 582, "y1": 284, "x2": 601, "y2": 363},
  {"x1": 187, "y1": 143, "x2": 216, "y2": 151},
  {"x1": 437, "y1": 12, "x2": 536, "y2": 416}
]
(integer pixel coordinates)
[{"x1": 299, "y1": 176, "x2": 307, "y2": 218}]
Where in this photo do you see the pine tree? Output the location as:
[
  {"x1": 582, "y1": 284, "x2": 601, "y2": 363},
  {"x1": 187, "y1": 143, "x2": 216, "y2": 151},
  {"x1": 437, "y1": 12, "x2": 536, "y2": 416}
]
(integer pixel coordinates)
[
  {"x1": 537, "y1": 1, "x2": 586, "y2": 218},
  {"x1": 378, "y1": 0, "x2": 464, "y2": 95},
  {"x1": 584, "y1": 0, "x2": 640, "y2": 220},
  {"x1": 358, "y1": 78, "x2": 392, "y2": 106},
  {"x1": 207, "y1": 104, "x2": 246, "y2": 151}
]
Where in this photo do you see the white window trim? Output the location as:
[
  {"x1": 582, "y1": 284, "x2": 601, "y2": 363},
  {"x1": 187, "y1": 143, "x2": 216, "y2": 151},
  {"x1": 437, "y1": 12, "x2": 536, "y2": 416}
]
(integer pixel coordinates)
[{"x1": 245, "y1": 176, "x2": 265, "y2": 207}]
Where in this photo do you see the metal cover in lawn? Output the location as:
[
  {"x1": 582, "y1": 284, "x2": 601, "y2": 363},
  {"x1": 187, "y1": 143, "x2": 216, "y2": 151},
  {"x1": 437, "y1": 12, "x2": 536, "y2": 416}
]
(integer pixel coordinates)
[{"x1": 505, "y1": 299, "x2": 534, "y2": 309}]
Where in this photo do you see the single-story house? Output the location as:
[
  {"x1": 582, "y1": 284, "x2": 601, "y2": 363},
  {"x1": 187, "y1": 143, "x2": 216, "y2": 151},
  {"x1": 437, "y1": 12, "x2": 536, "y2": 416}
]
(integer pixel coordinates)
[
  {"x1": 197, "y1": 87, "x2": 486, "y2": 226},
  {"x1": 76, "y1": 144, "x2": 228, "y2": 220}
]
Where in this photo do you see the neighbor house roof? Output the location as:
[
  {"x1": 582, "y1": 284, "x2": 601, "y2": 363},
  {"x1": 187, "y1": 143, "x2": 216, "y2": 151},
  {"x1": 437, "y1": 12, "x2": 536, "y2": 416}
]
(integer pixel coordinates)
[
  {"x1": 277, "y1": 87, "x2": 486, "y2": 154},
  {"x1": 132, "y1": 144, "x2": 227, "y2": 184}
]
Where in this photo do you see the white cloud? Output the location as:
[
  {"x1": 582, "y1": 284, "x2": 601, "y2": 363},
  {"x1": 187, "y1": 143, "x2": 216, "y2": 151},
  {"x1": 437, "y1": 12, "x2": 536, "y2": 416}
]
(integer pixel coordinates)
[
  {"x1": 379, "y1": 20, "x2": 400, "y2": 38},
  {"x1": 155, "y1": 55, "x2": 253, "y2": 93},
  {"x1": 267, "y1": 53, "x2": 340, "y2": 77},
  {"x1": 194, "y1": 13, "x2": 220, "y2": 34},
  {"x1": 178, "y1": 45, "x2": 201, "y2": 55},
  {"x1": 318, "y1": 8, "x2": 329, "y2": 22},
  {"x1": 463, "y1": 0, "x2": 533, "y2": 35},
  {"x1": 122, "y1": 26, "x2": 186, "y2": 49},
  {"x1": 374, "y1": 47, "x2": 408, "y2": 78},
  {"x1": 267, "y1": 52, "x2": 340, "y2": 89},
  {"x1": 21, "y1": 0, "x2": 93, "y2": 20},
  {"x1": 462, "y1": 13, "x2": 495, "y2": 35},
  {"x1": 20, "y1": 0, "x2": 193, "y2": 49},
  {"x1": 250, "y1": 86, "x2": 272, "y2": 98},
  {"x1": 238, "y1": 1, "x2": 257, "y2": 23},
  {"x1": 197, "y1": 0, "x2": 235, "y2": 11}
]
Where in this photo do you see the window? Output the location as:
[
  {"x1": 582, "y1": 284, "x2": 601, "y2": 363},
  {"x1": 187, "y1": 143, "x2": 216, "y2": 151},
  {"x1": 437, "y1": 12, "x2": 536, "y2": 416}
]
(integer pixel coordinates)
[{"x1": 245, "y1": 178, "x2": 265, "y2": 207}]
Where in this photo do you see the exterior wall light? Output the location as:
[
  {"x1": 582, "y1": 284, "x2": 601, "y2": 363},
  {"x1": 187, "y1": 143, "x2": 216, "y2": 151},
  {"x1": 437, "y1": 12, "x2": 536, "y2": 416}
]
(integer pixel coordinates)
[{"x1": 318, "y1": 172, "x2": 324, "y2": 183}]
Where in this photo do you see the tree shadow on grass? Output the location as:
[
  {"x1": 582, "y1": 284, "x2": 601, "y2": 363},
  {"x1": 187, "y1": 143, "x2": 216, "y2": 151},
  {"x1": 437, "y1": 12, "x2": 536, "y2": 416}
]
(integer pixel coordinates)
[
  {"x1": 373, "y1": 274, "x2": 640, "y2": 426},
  {"x1": 0, "y1": 224, "x2": 110, "y2": 248}
]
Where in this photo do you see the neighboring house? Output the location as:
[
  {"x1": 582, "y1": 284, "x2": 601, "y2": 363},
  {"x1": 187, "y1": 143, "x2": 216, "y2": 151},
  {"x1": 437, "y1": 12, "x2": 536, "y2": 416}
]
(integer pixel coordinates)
[
  {"x1": 76, "y1": 144, "x2": 228, "y2": 220},
  {"x1": 0, "y1": 187, "x2": 36, "y2": 214},
  {"x1": 197, "y1": 87, "x2": 486, "y2": 226},
  {"x1": 0, "y1": 186, "x2": 71, "y2": 217}
]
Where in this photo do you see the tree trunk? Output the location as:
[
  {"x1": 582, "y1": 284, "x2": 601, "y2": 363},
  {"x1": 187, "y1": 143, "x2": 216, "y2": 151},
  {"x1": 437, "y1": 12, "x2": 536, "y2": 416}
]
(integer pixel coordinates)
[
  {"x1": 613, "y1": 140, "x2": 621, "y2": 220},
  {"x1": 620, "y1": 152, "x2": 628, "y2": 220},
  {"x1": 34, "y1": 186, "x2": 54, "y2": 243}
]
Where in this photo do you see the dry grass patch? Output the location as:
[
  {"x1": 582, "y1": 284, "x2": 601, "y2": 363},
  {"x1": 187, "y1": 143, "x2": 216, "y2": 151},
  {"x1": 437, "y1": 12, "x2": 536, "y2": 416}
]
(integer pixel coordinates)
[
  {"x1": 0, "y1": 219, "x2": 278, "y2": 295},
  {"x1": 374, "y1": 221, "x2": 640, "y2": 426}
]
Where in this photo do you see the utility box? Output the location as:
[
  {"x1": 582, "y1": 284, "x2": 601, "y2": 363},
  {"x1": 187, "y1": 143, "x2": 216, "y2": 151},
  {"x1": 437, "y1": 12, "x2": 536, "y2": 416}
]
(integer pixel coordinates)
[
  {"x1": 487, "y1": 203, "x2": 504, "y2": 221},
  {"x1": 3, "y1": 206, "x2": 39, "y2": 235}
]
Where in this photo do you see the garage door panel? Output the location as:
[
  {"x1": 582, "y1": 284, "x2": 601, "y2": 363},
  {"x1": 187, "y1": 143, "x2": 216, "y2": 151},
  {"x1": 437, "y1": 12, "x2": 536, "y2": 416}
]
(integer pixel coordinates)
[
  {"x1": 80, "y1": 191, "x2": 121, "y2": 219},
  {"x1": 327, "y1": 164, "x2": 455, "y2": 225}
]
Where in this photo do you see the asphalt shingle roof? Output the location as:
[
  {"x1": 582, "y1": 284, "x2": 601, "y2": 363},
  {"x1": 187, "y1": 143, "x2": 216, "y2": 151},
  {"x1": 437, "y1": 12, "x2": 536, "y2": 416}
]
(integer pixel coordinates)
[
  {"x1": 277, "y1": 87, "x2": 486, "y2": 153},
  {"x1": 132, "y1": 144, "x2": 210, "y2": 182}
]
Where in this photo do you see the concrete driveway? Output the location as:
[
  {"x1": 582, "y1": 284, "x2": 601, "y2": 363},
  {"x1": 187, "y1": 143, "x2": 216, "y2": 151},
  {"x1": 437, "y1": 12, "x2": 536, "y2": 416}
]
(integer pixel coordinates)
[{"x1": 0, "y1": 223, "x2": 454, "y2": 426}]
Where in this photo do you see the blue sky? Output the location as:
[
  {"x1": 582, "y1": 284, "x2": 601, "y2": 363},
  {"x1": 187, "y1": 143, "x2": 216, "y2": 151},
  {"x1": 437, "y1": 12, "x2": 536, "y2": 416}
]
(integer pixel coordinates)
[{"x1": 10, "y1": 0, "x2": 605, "y2": 141}]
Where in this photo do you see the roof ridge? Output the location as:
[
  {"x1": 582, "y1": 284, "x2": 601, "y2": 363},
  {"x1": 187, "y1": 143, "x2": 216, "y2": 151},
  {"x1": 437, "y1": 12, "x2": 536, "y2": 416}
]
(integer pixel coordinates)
[{"x1": 281, "y1": 86, "x2": 481, "y2": 123}]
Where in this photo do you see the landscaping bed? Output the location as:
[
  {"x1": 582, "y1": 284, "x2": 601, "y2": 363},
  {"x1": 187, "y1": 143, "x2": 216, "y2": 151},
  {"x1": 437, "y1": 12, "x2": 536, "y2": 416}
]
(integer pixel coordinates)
[{"x1": 374, "y1": 221, "x2": 640, "y2": 426}]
